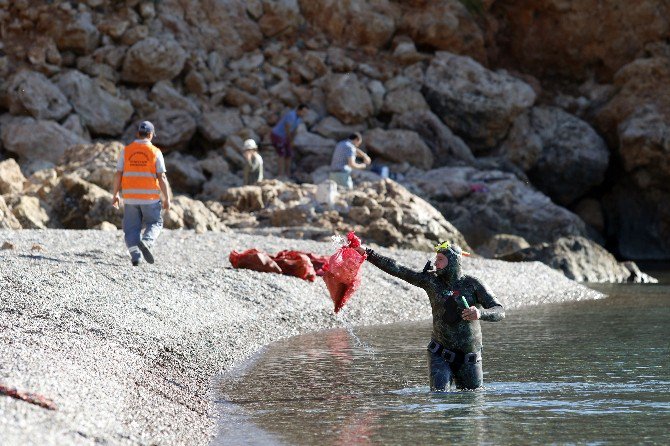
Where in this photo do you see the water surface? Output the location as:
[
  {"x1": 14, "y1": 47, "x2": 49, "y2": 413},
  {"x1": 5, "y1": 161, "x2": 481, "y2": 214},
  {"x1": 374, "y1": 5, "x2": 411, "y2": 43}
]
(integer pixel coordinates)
[{"x1": 216, "y1": 278, "x2": 670, "y2": 445}]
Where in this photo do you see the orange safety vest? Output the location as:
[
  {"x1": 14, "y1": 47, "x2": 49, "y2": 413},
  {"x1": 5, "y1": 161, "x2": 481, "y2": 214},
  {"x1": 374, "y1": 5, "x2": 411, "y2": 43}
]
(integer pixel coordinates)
[{"x1": 121, "y1": 141, "x2": 161, "y2": 201}]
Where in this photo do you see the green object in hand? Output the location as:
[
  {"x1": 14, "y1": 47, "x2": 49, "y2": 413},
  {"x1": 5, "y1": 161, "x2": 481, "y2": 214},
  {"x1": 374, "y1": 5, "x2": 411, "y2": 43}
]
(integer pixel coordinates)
[{"x1": 459, "y1": 296, "x2": 469, "y2": 309}]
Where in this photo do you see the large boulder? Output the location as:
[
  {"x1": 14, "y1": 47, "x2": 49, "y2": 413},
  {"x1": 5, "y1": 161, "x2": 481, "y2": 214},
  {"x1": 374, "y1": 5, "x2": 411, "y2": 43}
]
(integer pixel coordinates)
[
  {"x1": 56, "y1": 70, "x2": 133, "y2": 136},
  {"x1": 49, "y1": 174, "x2": 121, "y2": 229},
  {"x1": 380, "y1": 87, "x2": 429, "y2": 115},
  {"x1": 501, "y1": 236, "x2": 657, "y2": 283},
  {"x1": 164, "y1": 195, "x2": 226, "y2": 234},
  {"x1": 423, "y1": 52, "x2": 536, "y2": 152},
  {"x1": 134, "y1": 110, "x2": 197, "y2": 152},
  {"x1": 299, "y1": 0, "x2": 397, "y2": 48},
  {"x1": 390, "y1": 109, "x2": 476, "y2": 167},
  {"x1": 55, "y1": 12, "x2": 100, "y2": 55},
  {"x1": 501, "y1": 106, "x2": 610, "y2": 205},
  {"x1": 0, "y1": 158, "x2": 26, "y2": 195},
  {"x1": 1, "y1": 117, "x2": 87, "y2": 164},
  {"x1": 150, "y1": 81, "x2": 201, "y2": 117},
  {"x1": 0, "y1": 196, "x2": 21, "y2": 230},
  {"x1": 326, "y1": 74, "x2": 375, "y2": 125},
  {"x1": 312, "y1": 116, "x2": 367, "y2": 140},
  {"x1": 258, "y1": 0, "x2": 302, "y2": 37},
  {"x1": 6, "y1": 71, "x2": 71, "y2": 120},
  {"x1": 198, "y1": 110, "x2": 244, "y2": 144},
  {"x1": 399, "y1": 0, "x2": 486, "y2": 62},
  {"x1": 59, "y1": 141, "x2": 125, "y2": 191},
  {"x1": 121, "y1": 38, "x2": 187, "y2": 84},
  {"x1": 364, "y1": 128, "x2": 434, "y2": 170},
  {"x1": 408, "y1": 166, "x2": 589, "y2": 247},
  {"x1": 164, "y1": 152, "x2": 207, "y2": 195},
  {"x1": 10, "y1": 196, "x2": 50, "y2": 229},
  {"x1": 155, "y1": 0, "x2": 263, "y2": 59}
]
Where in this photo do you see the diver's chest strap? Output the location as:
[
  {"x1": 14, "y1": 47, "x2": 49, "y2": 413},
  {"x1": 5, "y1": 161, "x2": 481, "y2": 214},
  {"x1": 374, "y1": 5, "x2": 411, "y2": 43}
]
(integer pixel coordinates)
[{"x1": 427, "y1": 339, "x2": 481, "y2": 364}]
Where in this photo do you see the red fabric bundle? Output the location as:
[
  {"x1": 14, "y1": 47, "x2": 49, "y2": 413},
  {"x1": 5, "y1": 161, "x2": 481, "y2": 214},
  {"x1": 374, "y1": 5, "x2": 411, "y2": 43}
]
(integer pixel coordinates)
[
  {"x1": 229, "y1": 249, "x2": 329, "y2": 281},
  {"x1": 273, "y1": 250, "x2": 318, "y2": 281},
  {"x1": 322, "y1": 232, "x2": 367, "y2": 313},
  {"x1": 229, "y1": 249, "x2": 282, "y2": 274}
]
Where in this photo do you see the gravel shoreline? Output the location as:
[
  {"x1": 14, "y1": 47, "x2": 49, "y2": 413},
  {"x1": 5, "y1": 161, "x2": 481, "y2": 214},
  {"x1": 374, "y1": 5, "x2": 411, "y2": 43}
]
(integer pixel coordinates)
[{"x1": 0, "y1": 229, "x2": 603, "y2": 445}]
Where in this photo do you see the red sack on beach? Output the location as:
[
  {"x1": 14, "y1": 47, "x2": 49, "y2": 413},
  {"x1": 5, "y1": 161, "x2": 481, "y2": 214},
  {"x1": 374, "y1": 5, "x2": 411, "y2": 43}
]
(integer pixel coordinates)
[
  {"x1": 229, "y1": 249, "x2": 282, "y2": 274},
  {"x1": 273, "y1": 250, "x2": 318, "y2": 281},
  {"x1": 323, "y1": 232, "x2": 367, "y2": 313}
]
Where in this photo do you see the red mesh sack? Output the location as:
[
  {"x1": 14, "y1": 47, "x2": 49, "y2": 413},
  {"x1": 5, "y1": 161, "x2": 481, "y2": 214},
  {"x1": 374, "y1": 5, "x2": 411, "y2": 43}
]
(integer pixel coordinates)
[
  {"x1": 229, "y1": 249, "x2": 282, "y2": 274},
  {"x1": 273, "y1": 250, "x2": 318, "y2": 281},
  {"x1": 306, "y1": 253, "x2": 329, "y2": 276},
  {"x1": 323, "y1": 232, "x2": 367, "y2": 313}
]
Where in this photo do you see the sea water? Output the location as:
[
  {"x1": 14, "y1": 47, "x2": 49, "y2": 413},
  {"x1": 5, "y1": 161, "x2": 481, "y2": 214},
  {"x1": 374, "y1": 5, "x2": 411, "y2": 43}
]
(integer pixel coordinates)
[{"x1": 215, "y1": 272, "x2": 670, "y2": 445}]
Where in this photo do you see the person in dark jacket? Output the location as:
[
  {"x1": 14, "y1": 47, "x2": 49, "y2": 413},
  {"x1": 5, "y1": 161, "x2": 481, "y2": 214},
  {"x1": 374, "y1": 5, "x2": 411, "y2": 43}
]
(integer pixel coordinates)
[{"x1": 357, "y1": 241, "x2": 505, "y2": 391}]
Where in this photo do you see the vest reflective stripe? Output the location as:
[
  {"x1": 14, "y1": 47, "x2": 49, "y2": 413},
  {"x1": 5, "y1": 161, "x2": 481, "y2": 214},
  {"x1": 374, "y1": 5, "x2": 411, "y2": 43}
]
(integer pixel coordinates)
[
  {"x1": 122, "y1": 171, "x2": 157, "y2": 178},
  {"x1": 121, "y1": 141, "x2": 161, "y2": 200}
]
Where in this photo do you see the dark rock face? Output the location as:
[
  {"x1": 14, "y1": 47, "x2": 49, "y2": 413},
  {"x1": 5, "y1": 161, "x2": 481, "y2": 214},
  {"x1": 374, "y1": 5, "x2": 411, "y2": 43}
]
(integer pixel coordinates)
[{"x1": 500, "y1": 236, "x2": 657, "y2": 283}]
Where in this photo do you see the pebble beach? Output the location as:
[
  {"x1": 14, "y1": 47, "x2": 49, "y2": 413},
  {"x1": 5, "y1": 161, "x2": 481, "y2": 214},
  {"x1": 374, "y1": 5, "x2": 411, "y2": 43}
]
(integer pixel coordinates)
[{"x1": 0, "y1": 229, "x2": 603, "y2": 445}]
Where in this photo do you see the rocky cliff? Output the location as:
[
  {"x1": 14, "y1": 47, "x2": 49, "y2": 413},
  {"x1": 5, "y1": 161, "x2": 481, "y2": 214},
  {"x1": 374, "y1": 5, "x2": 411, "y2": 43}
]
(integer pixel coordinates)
[{"x1": 0, "y1": 0, "x2": 668, "y2": 262}]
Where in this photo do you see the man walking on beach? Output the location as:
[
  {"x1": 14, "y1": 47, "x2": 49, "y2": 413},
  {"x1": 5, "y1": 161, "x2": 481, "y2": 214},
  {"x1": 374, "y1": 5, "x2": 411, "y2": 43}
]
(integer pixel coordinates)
[
  {"x1": 112, "y1": 121, "x2": 171, "y2": 266},
  {"x1": 356, "y1": 241, "x2": 504, "y2": 391}
]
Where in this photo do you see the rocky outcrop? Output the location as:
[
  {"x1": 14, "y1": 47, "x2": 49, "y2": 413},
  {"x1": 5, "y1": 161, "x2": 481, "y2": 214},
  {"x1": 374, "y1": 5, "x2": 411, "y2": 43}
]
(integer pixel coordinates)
[
  {"x1": 0, "y1": 196, "x2": 22, "y2": 230},
  {"x1": 164, "y1": 195, "x2": 227, "y2": 234},
  {"x1": 0, "y1": 158, "x2": 26, "y2": 195},
  {"x1": 490, "y1": 1, "x2": 670, "y2": 81},
  {"x1": 9, "y1": 196, "x2": 50, "y2": 229},
  {"x1": 422, "y1": 52, "x2": 536, "y2": 152},
  {"x1": 501, "y1": 106, "x2": 610, "y2": 205},
  {"x1": 1, "y1": 117, "x2": 87, "y2": 164},
  {"x1": 121, "y1": 38, "x2": 187, "y2": 84},
  {"x1": 364, "y1": 128, "x2": 434, "y2": 170},
  {"x1": 500, "y1": 236, "x2": 657, "y2": 283},
  {"x1": 56, "y1": 70, "x2": 133, "y2": 136},
  {"x1": 6, "y1": 70, "x2": 71, "y2": 120},
  {"x1": 390, "y1": 109, "x2": 476, "y2": 166},
  {"x1": 49, "y1": 174, "x2": 121, "y2": 229},
  {"x1": 408, "y1": 166, "x2": 588, "y2": 247},
  {"x1": 59, "y1": 141, "x2": 124, "y2": 191},
  {"x1": 326, "y1": 74, "x2": 375, "y2": 125}
]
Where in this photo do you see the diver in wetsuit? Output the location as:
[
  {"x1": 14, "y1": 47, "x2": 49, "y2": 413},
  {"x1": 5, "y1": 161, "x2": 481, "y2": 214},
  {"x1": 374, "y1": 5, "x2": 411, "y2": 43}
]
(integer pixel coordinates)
[{"x1": 358, "y1": 241, "x2": 505, "y2": 391}]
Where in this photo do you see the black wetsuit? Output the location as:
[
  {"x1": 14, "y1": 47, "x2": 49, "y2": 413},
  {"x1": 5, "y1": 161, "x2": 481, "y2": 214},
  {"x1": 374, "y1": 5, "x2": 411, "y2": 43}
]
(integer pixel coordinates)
[{"x1": 366, "y1": 248, "x2": 505, "y2": 390}]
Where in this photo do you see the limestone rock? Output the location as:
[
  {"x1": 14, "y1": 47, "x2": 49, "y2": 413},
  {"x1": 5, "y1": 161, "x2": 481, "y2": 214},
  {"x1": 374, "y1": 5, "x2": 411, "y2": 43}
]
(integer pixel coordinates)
[
  {"x1": 221, "y1": 186, "x2": 265, "y2": 212},
  {"x1": 423, "y1": 52, "x2": 536, "y2": 152},
  {"x1": 198, "y1": 110, "x2": 244, "y2": 144},
  {"x1": 164, "y1": 152, "x2": 207, "y2": 195},
  {"x1": 258, "y1": 0, "x2": 302, "y2": 37},
  {"x1": 56, "y1": 70, "x2": 133, "y2": 136},
  {"x1": 500, "y1": 236, "x2": 658, "y2": 283},
  {"x1": 399, "y1": 0, "x2": 486, "y2": 62},
  {"x1": 150, "y1": 81, "x2": 201, "y2": 117},
  {"x1": 0, "y1": 158, "x2": 27, "y2": 195},
  {"x1": 121, "y1": 38, "x2": 187, "y2": 84},
  {"x1": 381, "y1": 87, "x2": 429, "y2": 116},
  {"x1": 475, "y1": 234, "x2": 530, "y2": 259},
  {"x1": 501, "y1": 106, "x2": 610, "y2": 205},
  {"x1": 409, "y1": 166, "x2": 588, "y2": 247},
  {"x1": 490, "y1": 1, "x2": 670, "y2": 81},
  {"x1": 56, "y1": 12, "x2": 100, "y2": 55},
  {"x1": 390, "y1": 109, "x2": 476, "y2": 167},
  {"x1": 11, "y1": 196, "x2": 49, "y2": 229},
  {"x1": 326, "y1": 74, "x2": 374, "y2": 125},
  {"x1": 139, "y1": 110, "x2": 197, "y2": 152},
  {"x1": 6, "y1": 70, "x2": 71, "y2": 120},
  {"x1": 1, "y1": 117, "x2": 87, "y2": 164},
  {"x1": 299, "y1": 0, "x2": 397, "y2": 48},
  {"x1": 312, "y1": 117, "x2": 366, "y2": 141},
  {"x1": 0, "y1": 195, "x2": 21, "y2": 230},
  {"x1": 49, "y1": 174, "x2": 121, "y2": 229},
  {"x1": 59, "y1": 141, "x2": 124, "y2": 191},
  {"x1": 364, "y1": 128, "x2": 434, "y2": 170},
  {"x1": 164, "y1": 195, "x2": 226, "y2": 234}
]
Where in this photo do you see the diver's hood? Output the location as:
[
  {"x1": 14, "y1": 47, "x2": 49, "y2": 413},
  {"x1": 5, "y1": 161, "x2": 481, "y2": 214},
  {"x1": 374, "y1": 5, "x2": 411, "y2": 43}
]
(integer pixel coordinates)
[{"x1": 436, "y1": 244, "x2": 463, "y2": 284}]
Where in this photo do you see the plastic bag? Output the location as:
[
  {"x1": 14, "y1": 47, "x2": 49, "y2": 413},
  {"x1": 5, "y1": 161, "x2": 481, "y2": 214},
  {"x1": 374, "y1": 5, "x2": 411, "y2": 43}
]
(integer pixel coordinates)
[
  {"x1": 323, "y1": 232, "x2": 367, "y2": 313},
  {"x1": 229, "y1": 249, "x2": 282, "y2": 274}
]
